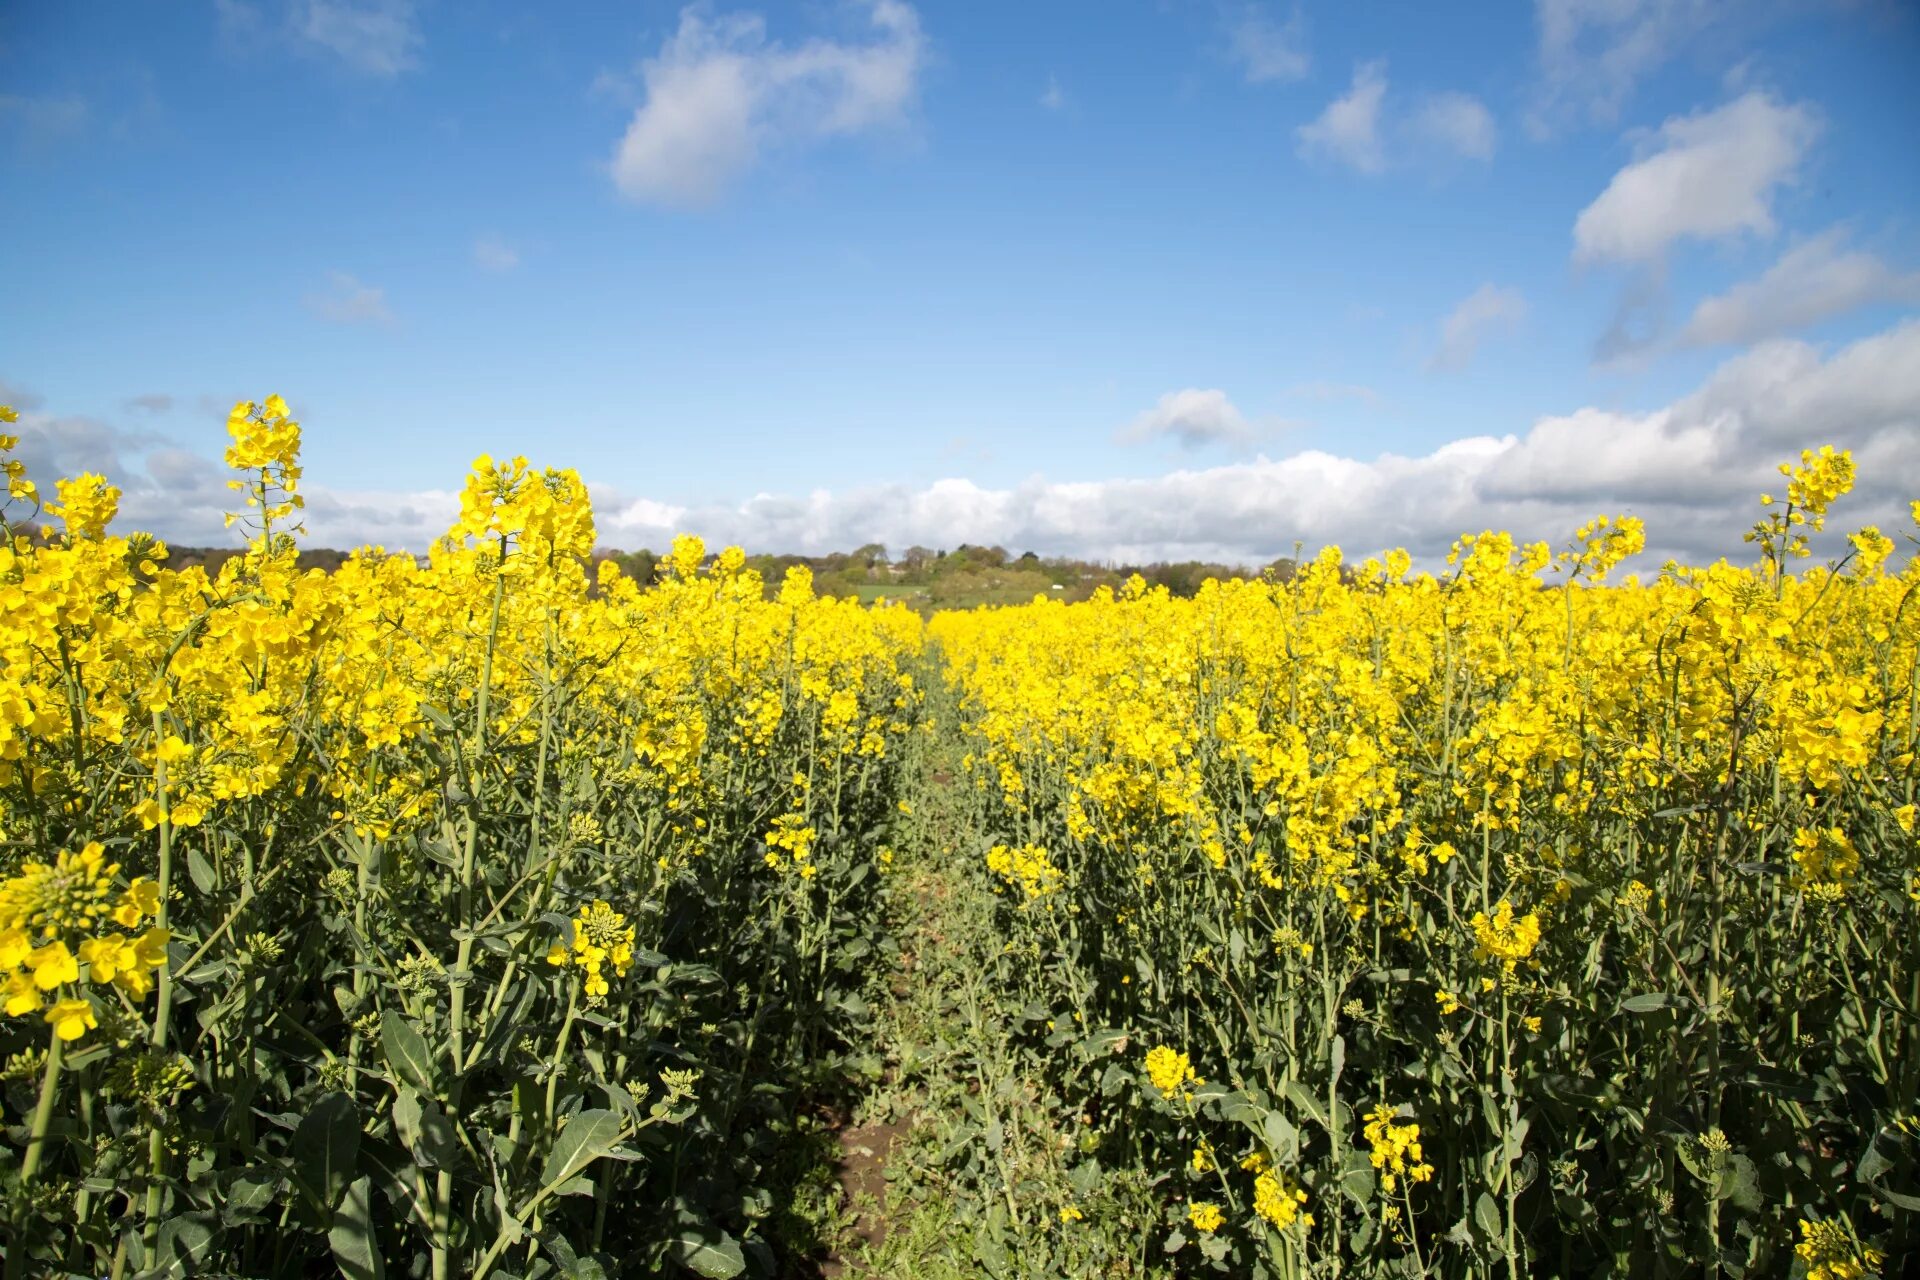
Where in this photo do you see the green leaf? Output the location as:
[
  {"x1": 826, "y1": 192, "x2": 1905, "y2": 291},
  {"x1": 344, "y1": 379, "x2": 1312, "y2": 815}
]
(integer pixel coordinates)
[
  {"x1": 1618, "y1": 993, "x2": 1681, "y2": 1014},
  {"x1": 329, "y1": 1177, "x2": 386, "y2": 1280},
  {"x1": 143, "y1": 1212, "x2": 219, "y2": 1279},
  {"x1": 219, "y1": 1165, "x2": 285, "y2": 1227},
  {"x1": 1856, "y1": 1130, "x2": 1899, "y2": 1184},
  {"x1": 540, "y1": 1109, "x2": 623, "y2": 1188},
  {"x1": 381, "y1": 1010, "x2": 436, "y2": 1094},
  {"x1": 290, "y1": 1091, "x2": 361, "y2": 1214},
  {"x1": 668, "y1": 1225, "x2": 747, "y2": 1278},
  {"x1": 392, "y1": 1087, "x2": 459, "y2": 1168},
  {"x1": 186, "y1": 846, "x2": 217, "y2": 895},
  {"x1": 1474, "y1": 1191, "x2": 1502, "y2": 1242}
]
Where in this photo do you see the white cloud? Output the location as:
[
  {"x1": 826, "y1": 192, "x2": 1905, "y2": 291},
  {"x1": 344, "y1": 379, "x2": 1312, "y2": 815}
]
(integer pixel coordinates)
[
  {"x1": 1296, "y1": 65, "x2": 1493, "y2": 172},
  {"x1": 1040, "y1": 75, "x2": 1065, "y2": 110},
  {"x1": 1678, "y1": 229, "x2": 1920, "y2": 348},
  {"x1": 219, "y1": 0, "x2": 422, "y2": 76},
  {"x1": 124, "y1": 394, "x2": 176, "y2": 415},
  {"x1": 1529, "y1": 0, "x2": 1726, "y2": 133},
  {"x1": 1227, "y1": 5, "x2": 1309, "y2": 83},
  {"x1": 20, "y1": 321, "x2": 1919, "y2": 567},
  {"x1": 587, "y1": 320, "x2": 1919, "y2": 566},
  {"x1": 1573, "y1": 92, "x2": 1819, "y2": 264},
  {"x1": 1119, "y1": 389, "x2": 1254, "y2": 450},
  {"x1": 305, "y1": 272, "x2": 394, "y2": 326},
  {"x1": 610, "y1": 0, "x2": 924, "y2": 207},
  {"x1": 1430, "y1": 284, "x2": 1528, "y2": 373},
  {"x1": 1413, "y1": 91, "x2": 1497, "y2": 162},
  {"x1": 299, "y1": 0, "x2": 421, "y2": 76},
  {"x1": 473, "y1": 235, "x2": 521, "y2": 272},
  {"x1": 1296, "y1": 61, "x2": 1387, "y2": 173}
]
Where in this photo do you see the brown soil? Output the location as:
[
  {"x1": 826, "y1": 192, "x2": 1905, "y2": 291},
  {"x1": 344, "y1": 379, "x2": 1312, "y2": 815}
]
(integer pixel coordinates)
[{"x1": 818, "y1": 1118, "x2": 911, "y2": 1277}]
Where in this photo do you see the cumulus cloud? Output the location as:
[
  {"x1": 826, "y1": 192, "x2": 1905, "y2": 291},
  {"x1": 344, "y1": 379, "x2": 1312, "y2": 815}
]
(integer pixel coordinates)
[
  {"x1": 1678, "y1": 229, "x2": 1920, "y2": 348},
  {"x1": 21, "y1": 320, "x2": 1920, "y2": 567},
  {"x1": 609, "y1": 0, "x2": 924, "y2": 207},
  {"x1": 1573, "y1": 92, "x2": 1819, "y2": 264},
  {"x1": 1297, "y1": 64, "x2": 1494, "y2": 172},
  {"x1": 1296, "y1": 61, "x2": 1387, "y2": 173},
  {"x1": 1430, "y1": 284, "x2": 1528, "y2": 373},
  {"x1": 218, "y1": 0, "x2": 423, "y2": 77},
  {"x1": 1227, "y1": 5, "x2": 1309, "y2": 83},
  {"x1": 305, "y1": 272, "x2": 394, "y2": 325},
  {"x1": 473, "y1": 235, "x2": 521, "y2": 272},
  {"x1": 1118, "y1": 389, "x2": 1255, "y2": 450}
]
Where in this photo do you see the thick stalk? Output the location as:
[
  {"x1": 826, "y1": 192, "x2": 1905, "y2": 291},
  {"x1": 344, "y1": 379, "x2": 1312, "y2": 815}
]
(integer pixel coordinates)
[
  {"x1": 142, "y1": 711, "x2": 176, "y2": 1260},
  {"x1": 7, "y1": 1034, "x2": 62, "y2": 1280}
]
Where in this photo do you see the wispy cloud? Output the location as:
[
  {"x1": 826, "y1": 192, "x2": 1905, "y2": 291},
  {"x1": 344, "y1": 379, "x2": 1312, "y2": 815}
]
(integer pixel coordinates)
[
  {"x1": 1039, "y1": 75, "x2": 1066, "y2": 111},
  {"x1": 1297, "y1": 63, "x2": 1496, "y2": 173},
  {"x1": 217, "y1": 0, "x2": 423, "y2": 78},
  {"x1": 1297, "y1": 61, "x2": 1387, "y2": 173},
  {"x1": 0, "y1": 93, "x2": 89, "y2": 151},
  {"x1": 609, "y1": 0, "x2": 925, "y2": 208},
  {"x1": 1527, "y1": 0, "x2": 1747, "y2": 136},
  {"x1": 1226, "y1": 5, "x2": 1309, "y2": 83},
  {"x1": 305, "y1": 271, "x2": 395, "y2": 325},
  {"x1": 473, "y1": 235, "x2": 521, "y2": 272},
  {"x1": 1430, "y1": 284, "x2": 1528, "y2": 372},
  {"x1": 1678, "y1": 229, "x2": 1920, "y2": 349},
  {"x1": 1412, "y1": 91, "x2": 1497, "y2": 162}
]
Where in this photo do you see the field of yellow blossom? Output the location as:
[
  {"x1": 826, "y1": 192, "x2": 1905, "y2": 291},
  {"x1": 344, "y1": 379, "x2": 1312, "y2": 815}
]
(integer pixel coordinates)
[
  {"x1": 0, "y1": 398, "x2": 923, "y2": 1276},
  {"x1": 2, "y1": 394, "x2": 1914, "y2": 1280},
  {"x1": 930, "y1": 446, "x2": 1917, "y2": 1278}
]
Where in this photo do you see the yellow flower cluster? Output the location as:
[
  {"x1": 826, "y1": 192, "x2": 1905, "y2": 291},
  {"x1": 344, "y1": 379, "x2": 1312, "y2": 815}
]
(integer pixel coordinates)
[
  {"x1": 984, "y1": 841, "x2": 1063, "y2": 900},
  {"x1": 1470, "y1": 898, "x2": 1543, "y2": 974},
  {"x1": 1794, "y1": 1216, "x2": 1883, "y2": 1280},
  {"x1": 1144, "y1": 1044, "x2": 1200, "y2": 1099},
  {"x1": 545, "y1": 900, "x2": 636, "y2": 1002},
  {"x1": 1791, "y1": 827, "x2": 1861, "y2": 899},
  {"x1": 1362, "y1": 1104, "x2": 1435, "y2": 1194},
  {"x1": 1250, "y1": 1165, "x2": 1311, "y2": 1231},
  {"x1": 0, "y1": 843, "x2": 168, "y2": 1041},
  {"x1": 1186, "y1": 1200, "x2": 1224, "y2": 1233}
]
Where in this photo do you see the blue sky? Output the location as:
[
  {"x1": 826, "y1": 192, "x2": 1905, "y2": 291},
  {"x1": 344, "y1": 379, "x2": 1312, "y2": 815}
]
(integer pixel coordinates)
[{"x1": 3, "y1": 0, "x2": 1918, "y2": 564}]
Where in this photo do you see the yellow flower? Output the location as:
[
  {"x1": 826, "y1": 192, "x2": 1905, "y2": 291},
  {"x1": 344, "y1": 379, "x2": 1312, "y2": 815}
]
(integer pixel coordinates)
[
  {"x1": 1144, "y1": 1045, "x2": 1199, "y2": 1098},
  {"x1": 1362, "y1": 1105, "x2": 1434, "y2": 1195},
  {"x1": 31, "y1": 941, "x2": 80, "y2": 990},
  {"x1": 1059, "y1": 1205, "x2": 1084, "y2": 1223},
  {"x1": 1435, "y1": 990, "x2": 1460, "y2": 1015},
  {"x1": 1470, "y1": 899, "x2": 1542, "y2": 972},
  {"x1": 45, "y1": 997, "x2": 97, "y2": 1042},
  {"x1": 4, "y1": 972, "x2": 41, "y2": 1017},
  {"x1": 1795, "y1": 1216, "x2": 1883, "y2": 1280},
  {"x1": 1187, "y1": 1201, "x2": 1224, "y2": 1234},
  {"x1": 1251, "y1": 1169, "x2": 1311, "y2": 1231}
]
